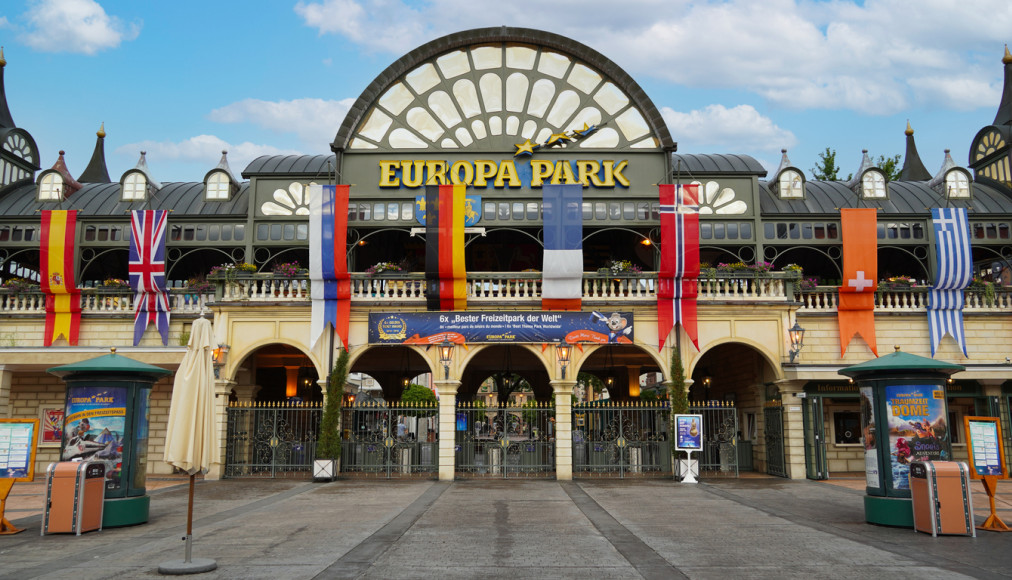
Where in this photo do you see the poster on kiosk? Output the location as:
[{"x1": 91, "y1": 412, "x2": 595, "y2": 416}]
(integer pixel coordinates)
[{"x1": 675, "y1": 414, "x2": 703, "y2": 483}]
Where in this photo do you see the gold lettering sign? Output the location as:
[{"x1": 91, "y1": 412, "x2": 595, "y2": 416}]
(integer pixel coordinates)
[{"x1": 378, "y1": 159, "x2": 629, "y2": 189}]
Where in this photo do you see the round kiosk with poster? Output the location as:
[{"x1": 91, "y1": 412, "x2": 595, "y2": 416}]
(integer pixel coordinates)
[
  {"x1": 839, "y1": 346, "x2": 963, "y2": 527},
  {"x1": 48, "y1": 348, "x2": 172, "y2": 528}
]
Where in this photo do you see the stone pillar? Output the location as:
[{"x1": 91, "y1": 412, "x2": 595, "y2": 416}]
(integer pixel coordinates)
[
  {"x1": 774, "y1": 379, "x2": 807, "y2": 480},
  {"x1": 206, "y1": 378, "x2": 236, "y2": 480},
  {"x1": 232, "y1": 383, "x2": 261, "y2": 403},
  {"x1": 0, "y1": 365, "x2": 11, "y2": 417},
  {"x1": 435, "y1": 380, "x2": 460, "y2": 482},
  {"x1": 552, "y1": 380, "x2": 576, "y2": 480}
]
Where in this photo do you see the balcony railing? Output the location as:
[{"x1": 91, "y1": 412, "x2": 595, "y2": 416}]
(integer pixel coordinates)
[
  {"x1": 207, "y1": 271, "x2": 797, "y2": 304},
  {"x1": 797, "y1": 286, "x2": 1012, "y2": 313},
  {"x1": 0, "y1": 288, "x2": 213, "y2": 314}
]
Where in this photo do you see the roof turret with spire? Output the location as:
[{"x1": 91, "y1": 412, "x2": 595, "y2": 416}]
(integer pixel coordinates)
[
  {"x1": 42, "y1": 150, "x2": 83, "y2": 197},
  {"x1": 899, "y1": 121, "x2": 931, "y2": 181},
  {"x1": 78, "y1": 123, "x2": 111, "y2": 183},
  {"x1": 994, "y1": 44, "x2": 1012, "y2": 127},
  {"x1": 0, "y1": 47, "x2": 15, "y2": 131}
]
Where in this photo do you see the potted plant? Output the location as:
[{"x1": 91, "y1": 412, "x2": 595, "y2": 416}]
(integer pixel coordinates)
[
  {"x1": 315, "y1": 348, "x2": 348, "y2": 481},
  {"x1": 271, "y1": 260, "x2": 301, "y2": 278},
  {"x1": 365, "y1": 261, "x2": 405, "y2": 277}
]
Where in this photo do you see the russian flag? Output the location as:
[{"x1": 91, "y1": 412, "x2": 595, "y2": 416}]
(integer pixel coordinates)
[{"x1": 542, "y1": 183, "x2": 583, "y2": 311}]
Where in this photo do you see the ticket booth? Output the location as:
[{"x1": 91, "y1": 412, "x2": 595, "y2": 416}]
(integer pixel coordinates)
[
  {"x1": 48, "y1": 349, "x2": 172, "y2": 528},
  {"x1": 839, "y1": 347, "x2": 963, "y2": 527}
]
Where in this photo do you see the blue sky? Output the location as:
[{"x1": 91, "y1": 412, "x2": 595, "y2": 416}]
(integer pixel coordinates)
[{"x1": 1, "y1": 0, "x2": 1009, "y2": 182}]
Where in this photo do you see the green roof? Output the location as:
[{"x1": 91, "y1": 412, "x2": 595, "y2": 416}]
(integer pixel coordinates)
[
  {"x1": 838, "y1": 348, "x2": 964, "y2": 378},
  {"x1": 48, "y1": 351, "x2": 172, "y2": 379}
]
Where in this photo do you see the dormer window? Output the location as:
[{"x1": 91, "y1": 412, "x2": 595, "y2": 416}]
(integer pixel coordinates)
[
  {"x1": 779, "y1": 169, "x2": 804, "y2": 199},
  {"x1": 945, "y1": 170, "x2": 970, "y2": 198},
  {"x1": 861, "y1": 170, "x2": 887, "y2": 199},
  {"x1": 205, "y1": 171, "x2": 231, "y2": 200},
  {"x1": 122, "y1": 172, "x2": 147, "y2": 201},
  {"x1": 38, "y1": 172, "x2": 63, "y2": 201}
]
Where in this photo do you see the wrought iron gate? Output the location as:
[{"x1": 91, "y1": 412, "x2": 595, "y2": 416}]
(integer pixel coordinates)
[
  {"x1": 764, "y1": 399, "x2": 788, "y2": 477},
  {"x1": 455, "y1": 401, "x2": 555, "y2": 478},
  {"x1": 224, "y1": 401, "x2": 321, "y2": 478},
  {"x1": 341, "y1": 401, "x2": 439, "y2": 478},
  {"x1": 573, "y1": 401, "x2": 672, "y2": 478},
  {"x1": 688, "y1": 403, "x2": 740, "y2": 477}
]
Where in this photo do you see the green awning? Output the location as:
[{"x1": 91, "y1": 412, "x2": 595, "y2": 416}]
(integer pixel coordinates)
[
  {"x1": 48, "y1": 350, "x2": 172, "y2": 379},
  {"x1": 839, "y1": 348, "x2": 964, "y2": 378}
]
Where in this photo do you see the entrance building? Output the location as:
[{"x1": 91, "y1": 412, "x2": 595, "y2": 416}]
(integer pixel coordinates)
[{"x1": 2, "y1": 29, "x2": 1012, "y2": 482}]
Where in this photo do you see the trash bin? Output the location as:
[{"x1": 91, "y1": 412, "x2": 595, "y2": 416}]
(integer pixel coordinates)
[
  {"x1": 43, "y1": 461, "x2": 105, "y2": 535},
  {"x1": 910, "y1": 461, "x2": 975, "y2": 537}
]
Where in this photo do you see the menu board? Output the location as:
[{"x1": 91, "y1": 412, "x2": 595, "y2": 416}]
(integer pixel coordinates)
[
  {"x1": 675, "y1": 414, "x2": 703, "y2": 451},
  {"x1": 964, "y1": 416, "x2": 1008, "y2": 479},
  {"x1": 0, "y1": 419, "x2": 39, "y2": 482}
]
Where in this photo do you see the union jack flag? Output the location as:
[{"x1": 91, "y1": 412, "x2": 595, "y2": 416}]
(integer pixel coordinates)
[{"x1": 130, "y1": 210, "x2": 170, "y2": 345}]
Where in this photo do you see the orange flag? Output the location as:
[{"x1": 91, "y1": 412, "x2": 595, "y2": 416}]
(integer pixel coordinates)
[{"x1": 838, "y1": 208, "x2": 878, "y2": 356}]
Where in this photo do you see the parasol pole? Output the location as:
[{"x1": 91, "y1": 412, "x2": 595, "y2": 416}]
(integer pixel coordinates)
[{"x1": 185, "y1": 473, "x2": 195, "y2": 562}]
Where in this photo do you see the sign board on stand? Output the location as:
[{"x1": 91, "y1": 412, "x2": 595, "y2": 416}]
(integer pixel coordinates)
[
  {"x1": 674, "y1": 414, "x2": 703, "y2": 483},
  {"x1": 0, "y1": 418, "x2": 40, "y2": 534},
  {"x1": 963, "y1": 416, "x2": 1009, "y2": 532}
]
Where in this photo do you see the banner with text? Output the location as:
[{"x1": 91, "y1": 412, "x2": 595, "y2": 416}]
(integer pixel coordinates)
[{"x1": 369, "y1": 311, "x2": 635, "y2": 344}]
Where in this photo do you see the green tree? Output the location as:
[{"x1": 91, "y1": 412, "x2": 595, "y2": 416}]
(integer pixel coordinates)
[
  {"x1": 876, "y1": 154, "x2": 902, "y2": 181},
  {"x1": 668, "y1": 350, "x2": 688, "y2": 415},
  {"x1": 316, "y1": 348, "x2": 348, "y2": 460},
  {"x1": 810, "y1": 147, "x2": 852, "y2": 181},
  {"x1": 400, "y1": 383, "x2": 437, "y2": 405}
]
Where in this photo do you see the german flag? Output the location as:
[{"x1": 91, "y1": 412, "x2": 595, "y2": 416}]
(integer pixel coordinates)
[
  {"x1": 41, "y1": 210, "x2": 81, "y2": 346},
  {"x1": 425, "y1": 184, "x2": 467, "y2": 311}
]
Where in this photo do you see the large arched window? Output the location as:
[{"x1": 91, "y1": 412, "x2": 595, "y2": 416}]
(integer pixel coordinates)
[
  {"x1": 945, "y1": 170, "x2": 970, "y2": 199},
  {"x1": 861, "y1": 170, "x2": 886, "y2": 199},
  {"x1": 779, "y1": 170, "x2": 804, "y2": 199},
  {"x1": 205, "y1": 171, "x2": 231, "y2": 200}
]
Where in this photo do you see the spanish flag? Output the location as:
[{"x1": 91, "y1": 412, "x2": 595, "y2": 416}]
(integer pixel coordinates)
[
  {"x1": 425, "y1": 184, "x2": 467, "y2": 311},
  {"x1": 41, "y1": 210, "x2": 81, "y2": 346},
  {"x1": 838, "y1": 208, "x2": 878, "y2": 357}
]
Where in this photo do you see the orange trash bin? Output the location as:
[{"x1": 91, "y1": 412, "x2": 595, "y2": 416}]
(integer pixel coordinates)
[
  {"x1": 42, "y1": 461, "x2": 105, "y2": 535},
  {"x1": 910, "y1": 461, "x2": 976, "y2": 537}
]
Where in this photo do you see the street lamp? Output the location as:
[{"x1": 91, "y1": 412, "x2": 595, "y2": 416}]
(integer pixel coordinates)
[
  {"x1": 438, "y1": 340, "x2": 454, "y2": 380},
  {"x1": 788, "y1": 320, "x2": 806, "y2": 363},
  {"x1": 556, "y1": 341, "x2": 572, "y2": 379}
]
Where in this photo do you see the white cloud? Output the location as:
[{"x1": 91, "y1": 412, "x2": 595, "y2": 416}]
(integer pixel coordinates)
[
  {"x1": 293, "y1": 0, "x2": 1012, "y2": 114},
  {"x1": 661, "y1": 104, "x2": 797, "y2": 153},
  {"x1": 208, "y1": 97, "x2": 355, "y2": 150},
  {"x1": 0, "y1": 16, "x2": 11, "y2": 29},
  {"x1": 20, "y1": 0, "x2": 140, "y2": 55},
  {"x1": 115, "y1": 136, "x2": 301, "y2": 177}
]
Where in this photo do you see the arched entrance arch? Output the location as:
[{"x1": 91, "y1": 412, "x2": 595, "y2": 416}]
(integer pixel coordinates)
[
  {"x1": 688, "y1": 340, "x2": 785, "y2": 477},
  {"x1": 572, "y1": 343, "x2": 666, "y2": 401}
]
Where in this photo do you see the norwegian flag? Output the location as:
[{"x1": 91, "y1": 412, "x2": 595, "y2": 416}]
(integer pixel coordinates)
[
  {"x1": 658, "y1": 184, "x2": 700, "y2": 351},
  {"x1": 130, "y1": 210, "x2": 170, "y2": 345}
]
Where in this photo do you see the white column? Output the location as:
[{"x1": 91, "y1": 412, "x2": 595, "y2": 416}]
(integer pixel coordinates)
[
  {"x1": 435, "y1": 380, "x2": 460, "y2": 482},
  {"x1": 552, "y1": 380, "x2": 576, "y2": 480},
  {"x1": 206, "y1": 378, "x2": 236, "y2": 480},
  {"x1": 774, "y1": 379, "x2": 807, "y2": 480},
  {"x1": 0, "y1": 366, "x2": 11, "y2": 418}
]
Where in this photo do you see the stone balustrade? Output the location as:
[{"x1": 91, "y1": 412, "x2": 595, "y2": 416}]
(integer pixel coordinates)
[
  {"x1": 797, "y1": 286, "x2": 1012, "y2": 313},
  {"x1": 0, "y1": 288, "x2": 213, "y2": 314}
]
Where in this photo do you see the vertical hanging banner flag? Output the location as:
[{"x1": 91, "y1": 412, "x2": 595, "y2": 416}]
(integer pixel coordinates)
[
  {"x1": 425, "y1": 184, "x2": 467, "y2": 311},
  {"x1": 542, "y1": 183, "x2": 583, "y2": 311},
  {"x1": 928, "y1": 207, "x2": 972, "y2": 357},
  {"x1": 309, "y1": 184, "x2": 351, "y2": 350},
  {"x1": 129, "y1": 210, "x2": 170, "y2": 345},
  {"x1": 657, "y1": 184, "x2": 700, "y2": 350},
  {"x1": 41, "y1": 210, "x2": 81, "y2": 346},
  {"x1": 838, "y1": 208, "x2": 879, "y2": 357}
]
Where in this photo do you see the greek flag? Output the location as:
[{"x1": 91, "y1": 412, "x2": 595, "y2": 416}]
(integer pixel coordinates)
[{"x1": 928, "y1": 208, "x2": 972, "y2": 357}]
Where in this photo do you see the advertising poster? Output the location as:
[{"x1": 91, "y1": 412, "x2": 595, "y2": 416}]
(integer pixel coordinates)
[
  {"x1": 859, "y1": 386, "x2": 879, "y2": 489},
  {"x1": 885, "y1": 384, "x2": 949, "y2": 490},
  {"x1": 63, "y1": 386, "x2": 127, "y2": 492},
  {"x1": 675, "y1": 414, "x2": 703, "y2": 450},
  {"x1": 966, "y1": 418, "x2": 1005, "y2": 477},
  {"x1": 40, "y1": 407, "x2": 64, "y2": 446},
  {"x1": 369, "y1": 311, "x2": 634, "y2": 345},
  {"x1": 0, "y1": 420, "x2": 36, "y2": 480}
]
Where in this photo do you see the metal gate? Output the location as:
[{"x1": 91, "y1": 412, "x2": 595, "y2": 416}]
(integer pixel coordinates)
[
  {"x1": 764, "y1": 400, "x2": 788, "y2": 477},
  {"x1": 224, "y1": 401, "x2": 321, "y2": 478},
  {"x1": 689, "y1": 403, "x2": 740, "y2": 477},
  {"x1": 455, "y1": 401, "x2": 555, "y2": 478},
  {"x1": 573, "y1": 401, "x2": 672, "y2": 478},
  {"x1": 341, "y1": 401, "x2": 439, "y2": 478}
]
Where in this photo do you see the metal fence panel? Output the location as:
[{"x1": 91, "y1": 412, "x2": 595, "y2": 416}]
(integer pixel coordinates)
[
  {"x1": 224, "y1": 402, "x2": 321, "y2": 479},
  {"x1": 341, "y1": 402, "x2": 439, "y2": 478},
  {"x1": 686, "y1": 403, "x2": 739, "y2": 478},
  {"x1": 764, "y1": 401, "x2": 788, "y2": 477},
  {"x1": 572, "y1": 402, "x2": 672, "y2": 478},
  {"x1": 455, "y1": 401, "x2": 555, "y2": 478}
]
